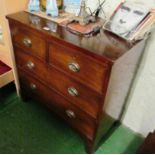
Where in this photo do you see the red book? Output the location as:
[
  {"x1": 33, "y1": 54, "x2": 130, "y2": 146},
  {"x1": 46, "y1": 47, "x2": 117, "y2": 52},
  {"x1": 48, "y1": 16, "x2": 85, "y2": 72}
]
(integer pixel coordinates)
[{"x1": 0, "y1": 61, "x2": 11, "y2": 76}]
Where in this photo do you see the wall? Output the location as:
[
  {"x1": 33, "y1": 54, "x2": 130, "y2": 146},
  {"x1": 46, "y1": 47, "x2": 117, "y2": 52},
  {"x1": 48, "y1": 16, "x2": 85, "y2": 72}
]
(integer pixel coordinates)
[
  {"x1": 0, "y1": 0, "x2": 10, "y2": 65},
  {"x1": 93, "y1": 0, "x2": 155, "y2": 137},
  {"x1": 122, "y1": 31, "x2": 155, "y2": 137},
  {"x1": 0, "y1": 0, "x2": 28, "y2": 90},
  {"x1": 4, "y1": 0, "x2": 28, "y2": 14},
  {"x1": 86, "y1": 0, "x2": 120, "y2": 19},
  {"x1": 0, "y1": 0, "x2": 28, "y2": 66}
]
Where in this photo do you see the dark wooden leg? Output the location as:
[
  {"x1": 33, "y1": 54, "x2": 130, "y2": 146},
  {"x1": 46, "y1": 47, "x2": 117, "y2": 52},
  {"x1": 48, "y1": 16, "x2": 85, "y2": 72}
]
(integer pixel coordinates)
[
  {"x1": 20, "y1": 90, "x2": 31, "y2": 102},
  {"x1": 85, "y1": 139, "x2": 95, "y2": 154}
]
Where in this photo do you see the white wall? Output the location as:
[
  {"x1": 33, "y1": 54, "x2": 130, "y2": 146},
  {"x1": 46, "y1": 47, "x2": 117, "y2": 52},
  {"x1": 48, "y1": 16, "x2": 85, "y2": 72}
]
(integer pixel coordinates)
[
  {"x1": 122, "y1": 30, "x2": 155, "y2": 137},
  {"x1": 89, "y1": 0, "x2": 155, "y2": 137}
]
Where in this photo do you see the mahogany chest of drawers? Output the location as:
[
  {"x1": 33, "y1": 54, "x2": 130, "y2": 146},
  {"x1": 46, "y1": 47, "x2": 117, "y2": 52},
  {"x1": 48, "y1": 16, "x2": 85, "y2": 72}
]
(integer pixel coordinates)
[
  {"x1": 137, "y1": 131, "x2": 155, "y2": 153},
  {"x1": 7, "y1": 11, "x2": 145, "y2": 153}
]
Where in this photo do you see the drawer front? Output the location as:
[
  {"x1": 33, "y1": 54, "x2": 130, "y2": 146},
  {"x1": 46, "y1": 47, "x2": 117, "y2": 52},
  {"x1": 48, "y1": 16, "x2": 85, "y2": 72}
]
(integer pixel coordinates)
[
  {"x1": 19, "y1": 71, "x2": 95, "y2": 140},
  {"x1": 49, "y1": 42, "x2": 109, "y2": 93},
  {"x1": 15, "y1": 48, "x2": 101, "y2": 119},
  {"x1": 14, "y1": 47, "x2": 47, "y2": 81},
  {"x1": 12, "y1": 27, "x2": 46, "y2": 60},
  {"x1": 46, "y1": 66, "x2": 101, "y2": 119}
]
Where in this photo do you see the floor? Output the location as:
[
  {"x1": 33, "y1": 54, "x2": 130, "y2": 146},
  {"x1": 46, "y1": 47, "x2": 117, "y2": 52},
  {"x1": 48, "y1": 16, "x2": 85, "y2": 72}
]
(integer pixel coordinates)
[{"x1": 0, "y1": 83, "x2": 144, "y2": 154}]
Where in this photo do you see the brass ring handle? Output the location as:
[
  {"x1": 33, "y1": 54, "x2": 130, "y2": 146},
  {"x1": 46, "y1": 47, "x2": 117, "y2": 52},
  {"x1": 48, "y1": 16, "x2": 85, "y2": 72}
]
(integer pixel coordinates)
[
  {"x1": 26, "y1": 61, "x2": 35, "y2": 70},
  {"x1": 68, "y1": 87, "x2": 79, "y2": 97},
  {"x1": 30, "y1": 83, "x2": 37, "y2": 90},
  {"x1": 23, "y1": 38, "x2": 32, "y2": 47},
  {"x1": 68, "y1": 62, "x2": 80, "y2": 72},
  {"x1": 65, "y1": 110, "x2": 76, "y2": 119}
]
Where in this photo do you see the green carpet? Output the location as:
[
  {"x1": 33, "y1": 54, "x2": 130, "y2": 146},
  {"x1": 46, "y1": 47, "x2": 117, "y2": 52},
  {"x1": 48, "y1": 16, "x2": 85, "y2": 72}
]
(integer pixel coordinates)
[{"x1": 0, "y1": 83, "x2": 144, "y2": 154}]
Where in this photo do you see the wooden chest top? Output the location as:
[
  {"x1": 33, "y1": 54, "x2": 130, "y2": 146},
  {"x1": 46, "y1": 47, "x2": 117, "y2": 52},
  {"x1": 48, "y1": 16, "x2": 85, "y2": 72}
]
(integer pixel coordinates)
[{"x1": 6, "y1": 11, "x2": 134, "y2": 64}]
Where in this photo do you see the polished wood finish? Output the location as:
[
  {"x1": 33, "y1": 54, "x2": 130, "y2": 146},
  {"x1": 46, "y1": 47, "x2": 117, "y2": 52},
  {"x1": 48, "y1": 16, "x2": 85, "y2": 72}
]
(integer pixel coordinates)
[
  {"x1": 49, "y1": 41, "x2": 109, "y2": 93},
  {"x1": 7, "y1": 11, "x2": 144, "y2": 153},
  {"x1": 19, "y1": 70, "x2": 95, "y2": 140},
  {"x1": 15, "y1": 47, "x2": 101, "y2": 119},
  {"x1": 137, "y1": 131, "x2": 155, "y2": 154},
  {"x1": 7, "y1": 12, "x2": 131, "y2": 62},
  {"x1": 12, "y1": 26, "x2": 46, "y2": 60}
]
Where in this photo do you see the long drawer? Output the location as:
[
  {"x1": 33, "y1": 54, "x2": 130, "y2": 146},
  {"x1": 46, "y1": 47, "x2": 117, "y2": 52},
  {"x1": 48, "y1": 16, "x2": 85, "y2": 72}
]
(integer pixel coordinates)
[
  {"x1": 15, "y1": 48, "x2": 102, "y2": 119},
  {"x1": 49, "y1": 41, "x2": 109, "y2": 93},
  {"x1": 19, "y1": 70, "x2": 96, "y2": 140}
]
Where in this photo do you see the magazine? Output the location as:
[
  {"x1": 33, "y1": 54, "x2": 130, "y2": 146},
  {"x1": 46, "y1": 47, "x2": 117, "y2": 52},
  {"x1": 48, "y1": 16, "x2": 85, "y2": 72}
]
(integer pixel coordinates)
[{"x1": 103, "y1": 1, "x2": 155, "y2": 41}]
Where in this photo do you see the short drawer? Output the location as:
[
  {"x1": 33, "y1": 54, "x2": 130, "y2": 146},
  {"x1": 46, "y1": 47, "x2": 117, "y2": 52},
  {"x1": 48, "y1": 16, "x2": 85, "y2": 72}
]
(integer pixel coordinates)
[
  {"x1": 12, "y1": 26, "x2": 46, "y2": 60},
  {"x1": 19, "y1": 71, "x2": 95, "y2": 140},
  {"x1": 14, "y1": 47, "x2": 47, "y2": 81},
  {"x1": 49, "y1": 42, "x2": 109, "y2": 93}
]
